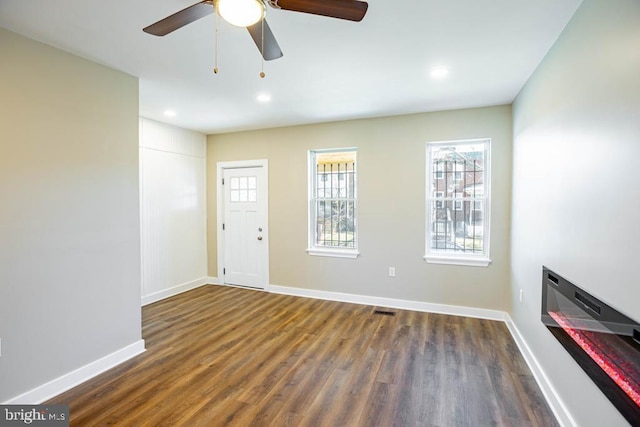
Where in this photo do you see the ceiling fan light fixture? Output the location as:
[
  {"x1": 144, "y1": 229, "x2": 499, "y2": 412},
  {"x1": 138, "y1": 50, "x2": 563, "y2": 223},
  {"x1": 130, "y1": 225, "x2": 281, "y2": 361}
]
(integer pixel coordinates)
[{"x1": 217, "y1": 0, "x2": 265, "y2": 27}]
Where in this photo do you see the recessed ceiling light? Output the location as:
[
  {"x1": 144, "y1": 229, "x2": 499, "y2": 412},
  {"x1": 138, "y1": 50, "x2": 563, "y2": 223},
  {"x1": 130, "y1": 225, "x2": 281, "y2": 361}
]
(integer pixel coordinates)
[
  {"x1": 430, "y1": 67, "x2": 449, "y2": 79},
  {"x1": 257, "y1": 93, "x2": 271, "y2": 103},
  {"x1": 163, "y1": 110, "x2": 177, "y2": 117}
]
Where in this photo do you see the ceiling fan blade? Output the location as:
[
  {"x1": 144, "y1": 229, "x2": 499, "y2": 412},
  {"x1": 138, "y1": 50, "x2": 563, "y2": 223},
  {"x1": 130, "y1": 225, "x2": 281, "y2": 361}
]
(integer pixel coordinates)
[
  {"x1": 267, "y1": 0, "x2": 368, "y2": 22},
  {"x1": 247, "y1": 19, "x2": 284, "y2": 61},
  {"x1": 143, "y1": 1, "x2": 214, "y2": 36}
]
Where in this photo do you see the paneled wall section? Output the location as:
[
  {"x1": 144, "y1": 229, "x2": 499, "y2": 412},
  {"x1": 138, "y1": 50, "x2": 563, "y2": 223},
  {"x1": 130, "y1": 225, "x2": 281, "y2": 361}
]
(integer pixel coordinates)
[{"x1": 140, "y1": 118, "x2": 208, "y2": 305}]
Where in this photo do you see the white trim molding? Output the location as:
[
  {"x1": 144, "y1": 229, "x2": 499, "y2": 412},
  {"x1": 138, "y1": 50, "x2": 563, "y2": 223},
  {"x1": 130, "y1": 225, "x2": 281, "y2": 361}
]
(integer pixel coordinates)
[
  {"x1": 269, "y1": 284, "x2": 505, "y2": 321},
  {"x1": 504, "y1": 315, "x2": 576, "y2": 427},
  {"x1": 424, "y1": 254, "x2": 491, "y2": 267},
  {"x1": 142, "y1": 277, "x2": 209, "y2": 306},
  {"x1": 3, "y1": 340, "x2": 145, "y2": 405},
  {"x1": 306, "y1": 247, "x2": 360, "y2": 259}
]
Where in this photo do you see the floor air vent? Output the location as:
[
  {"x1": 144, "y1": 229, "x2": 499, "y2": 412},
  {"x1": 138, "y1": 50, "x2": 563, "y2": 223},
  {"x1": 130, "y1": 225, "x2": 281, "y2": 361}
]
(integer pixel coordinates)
[{"x1": 373, "y1": 310, "x2": 396, "y2": 316}]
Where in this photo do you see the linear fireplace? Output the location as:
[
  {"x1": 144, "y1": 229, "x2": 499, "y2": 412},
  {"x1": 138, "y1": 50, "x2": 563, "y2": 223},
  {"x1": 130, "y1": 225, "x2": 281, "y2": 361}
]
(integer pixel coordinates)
[{"x1": 541, "y1": 267, "x2": 640, "y2": 425}]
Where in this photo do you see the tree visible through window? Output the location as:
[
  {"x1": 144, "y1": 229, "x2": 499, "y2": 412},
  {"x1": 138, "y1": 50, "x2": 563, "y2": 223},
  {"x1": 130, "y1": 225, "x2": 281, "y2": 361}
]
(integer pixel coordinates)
[
  {"x1": 308, "y1": 149, "x2": 358, "y2": 258},
  {"x1": 426, "y1": 139, "x2": 490, "y2": 265}
]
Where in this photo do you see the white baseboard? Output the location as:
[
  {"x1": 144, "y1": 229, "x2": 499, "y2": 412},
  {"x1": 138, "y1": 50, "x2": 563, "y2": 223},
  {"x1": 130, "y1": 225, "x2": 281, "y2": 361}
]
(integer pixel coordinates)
[
  {"x1": 142, "y1": 277, "x2": 209, "y2": 306},
  {"x1": 208, "y1": 279, "x2": 266, "y2": 292},
  {"x1": 4, "y1": 340, "x2": 145, "y2": 405},
  {"x1": 504, "y1": 315, "x2": 575, "y2": 427},
  {"x1": 269, "y1": 284, "x2": 505, "y2": 321}
]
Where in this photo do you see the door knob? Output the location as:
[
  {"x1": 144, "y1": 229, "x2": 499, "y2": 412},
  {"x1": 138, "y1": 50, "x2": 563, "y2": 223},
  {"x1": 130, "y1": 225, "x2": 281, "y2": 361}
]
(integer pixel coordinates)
[{"x1": 257, "y1": 236, "x2": 263, "y2": 241}]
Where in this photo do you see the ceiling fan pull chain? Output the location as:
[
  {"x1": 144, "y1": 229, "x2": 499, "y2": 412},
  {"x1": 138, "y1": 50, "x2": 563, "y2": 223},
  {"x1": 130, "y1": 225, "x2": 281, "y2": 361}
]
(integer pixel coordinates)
[
  {"x1": 259, "y1": 16, "x2": 265, "y2": 78},
  {"x1": 213, "y1": 3, "x2": 219, "y2": 74}
]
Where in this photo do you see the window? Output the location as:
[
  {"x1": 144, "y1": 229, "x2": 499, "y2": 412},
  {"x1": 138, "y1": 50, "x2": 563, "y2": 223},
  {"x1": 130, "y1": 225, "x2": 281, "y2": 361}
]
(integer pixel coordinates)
[
  {"x1": 426, "y1": 139, "x2": 490, "y2": 266},
  {"x1": 453, "y1": 192, "x2": 463, "y2": 210},
  {"x1": 308, "y1": 148, "x2": 358, "y2": 258},
  {"x1": 229, "y1": 175, "x2": 257, "y2": 202},
  {"x1": 454, "y1": 163, "x2": 464, "y2": 181},
  {"x1": 434, "y1": 191, "x2": 444, "y2": 209},
  {"x1": 435, "y1": 163, "x2": 444, "y2": 179}
]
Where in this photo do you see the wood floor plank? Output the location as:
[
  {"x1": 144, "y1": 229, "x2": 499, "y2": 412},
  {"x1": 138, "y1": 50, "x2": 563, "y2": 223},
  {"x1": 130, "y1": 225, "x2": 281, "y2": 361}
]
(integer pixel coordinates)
[
  {"x1": 45, "y1": 285, "x2": 559, "y2": 426},
  {"x1": 312, "y1": 347, "x2": 385, "y2": 427},
  {"x1": 376, "y1": 323, "x2": 412, "y2": 384},
  {"x1": 357, "y1": 380, "x2": 400, "y2": 427},
  {"x1": 298, "y1": 368, "x2": 352, "y2": 427}
]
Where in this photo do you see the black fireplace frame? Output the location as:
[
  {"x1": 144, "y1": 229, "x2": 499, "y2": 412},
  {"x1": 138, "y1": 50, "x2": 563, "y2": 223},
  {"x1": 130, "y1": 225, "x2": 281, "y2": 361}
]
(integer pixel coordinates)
[{"x1": 541, "y1": 267, "x2": 640, "y2": 425}]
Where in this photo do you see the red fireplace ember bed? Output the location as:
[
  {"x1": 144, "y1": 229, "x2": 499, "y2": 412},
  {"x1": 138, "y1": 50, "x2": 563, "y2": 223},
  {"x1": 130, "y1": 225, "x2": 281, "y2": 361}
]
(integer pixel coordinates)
[{"x1": 549, "y1": 310, "x2": 640, "y2": 407}]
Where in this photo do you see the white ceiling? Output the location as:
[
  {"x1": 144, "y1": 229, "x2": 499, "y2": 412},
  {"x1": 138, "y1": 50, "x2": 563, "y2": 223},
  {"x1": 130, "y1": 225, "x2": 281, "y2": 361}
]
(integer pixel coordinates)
[{"x1": 0, "y1": 0, "x2": 582, "y2": 134}]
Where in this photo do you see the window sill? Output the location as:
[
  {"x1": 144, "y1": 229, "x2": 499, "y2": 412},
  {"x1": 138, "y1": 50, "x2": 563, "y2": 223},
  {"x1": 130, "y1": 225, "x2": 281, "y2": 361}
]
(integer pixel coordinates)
[
  {"x1": 307, "y1": 248, "x2": 360, "y2": 259},
  {"x1": 423, "y1": 254, "x2": 491, "y2": 267}
]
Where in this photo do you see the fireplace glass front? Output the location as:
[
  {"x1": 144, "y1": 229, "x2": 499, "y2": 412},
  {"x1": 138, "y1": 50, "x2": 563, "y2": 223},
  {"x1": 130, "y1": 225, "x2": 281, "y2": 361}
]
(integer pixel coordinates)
[{"x1": 541, "y1": 267, "x2": 640, "y2": 424}]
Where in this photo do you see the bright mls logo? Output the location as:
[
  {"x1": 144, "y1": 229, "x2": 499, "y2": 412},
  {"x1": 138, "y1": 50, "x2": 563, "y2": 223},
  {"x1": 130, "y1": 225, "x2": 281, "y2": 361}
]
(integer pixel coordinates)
[{"x1": 0, "y1": 405, "x2": 68, "y2": 426}]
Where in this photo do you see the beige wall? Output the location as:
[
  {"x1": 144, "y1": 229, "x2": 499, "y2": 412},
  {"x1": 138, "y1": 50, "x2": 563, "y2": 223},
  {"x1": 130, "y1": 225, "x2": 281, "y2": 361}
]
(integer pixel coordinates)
[
  {"x1": 0, "y1": 28, "x2": 141, "y2": 401},
  {"x1": 511, "y1": 1, "x2": 640, "y2": 425},
  {"x1": 208, "y1": 105, "x2": 512, "y2": 311}
]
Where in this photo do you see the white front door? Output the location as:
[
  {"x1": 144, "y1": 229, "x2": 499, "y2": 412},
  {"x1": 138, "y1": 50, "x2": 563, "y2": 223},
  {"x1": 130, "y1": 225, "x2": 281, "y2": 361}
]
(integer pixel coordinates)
[{"x1": 220, "y1": 163, "x2": 268, "y2": 289}]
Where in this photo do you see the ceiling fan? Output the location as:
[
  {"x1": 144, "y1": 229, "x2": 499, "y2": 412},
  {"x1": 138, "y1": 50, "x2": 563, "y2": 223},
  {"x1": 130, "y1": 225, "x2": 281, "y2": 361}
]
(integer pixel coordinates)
[{"x1": 143, "y1": 0, "x2": 369, "y2": 61}]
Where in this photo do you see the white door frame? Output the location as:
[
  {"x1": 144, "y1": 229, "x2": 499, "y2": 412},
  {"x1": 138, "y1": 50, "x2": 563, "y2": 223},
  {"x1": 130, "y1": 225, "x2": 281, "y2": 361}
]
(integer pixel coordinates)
[{"x1": 216, "y1": 159, "x2": 269, "y2": 290}]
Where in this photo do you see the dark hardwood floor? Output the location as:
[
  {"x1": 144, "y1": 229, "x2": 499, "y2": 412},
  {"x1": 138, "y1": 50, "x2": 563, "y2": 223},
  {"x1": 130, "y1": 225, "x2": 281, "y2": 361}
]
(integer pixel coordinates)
[{"x1": 47, "y1": 285, "x2": 558, "y2": 426}]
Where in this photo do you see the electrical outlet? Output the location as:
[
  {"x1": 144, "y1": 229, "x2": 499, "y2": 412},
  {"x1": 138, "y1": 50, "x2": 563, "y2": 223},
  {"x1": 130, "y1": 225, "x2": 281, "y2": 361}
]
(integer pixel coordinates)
[
  {"x1": 519, "y1": 289, "x2": 524, "y2": 303},
  {"x1": 388, "y1": 267, "x2": 396, "y2": 277}
]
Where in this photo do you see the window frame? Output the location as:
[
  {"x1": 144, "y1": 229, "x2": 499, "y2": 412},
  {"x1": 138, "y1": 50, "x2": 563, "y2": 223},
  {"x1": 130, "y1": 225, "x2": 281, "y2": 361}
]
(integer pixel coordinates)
[
  {"x1": 307, "y1": 148, "x2": 359, "y2": 259},
  {"x1": 425, "y1": 138, "x2": 491, "y2": 267}
]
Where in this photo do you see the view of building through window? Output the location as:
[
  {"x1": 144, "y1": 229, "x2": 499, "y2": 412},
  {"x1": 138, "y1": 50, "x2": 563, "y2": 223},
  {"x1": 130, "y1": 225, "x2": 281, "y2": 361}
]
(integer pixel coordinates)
[
  {"x1": 427, "y1": 140, "x2": 489, "y2": 257},
  {"x1": 310, "y1": 149, "x2": 357, "y2": 250}
]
